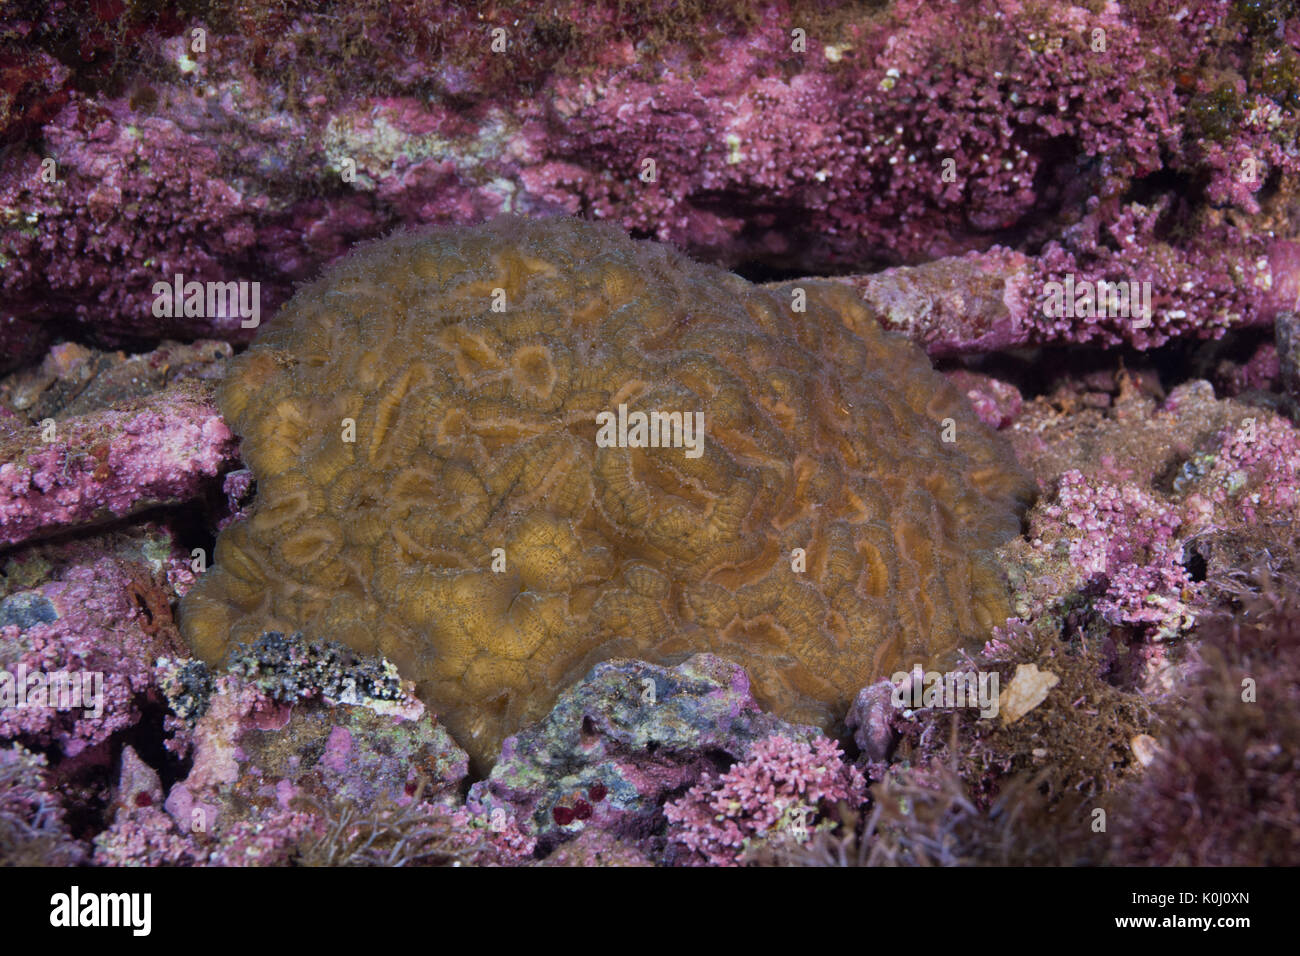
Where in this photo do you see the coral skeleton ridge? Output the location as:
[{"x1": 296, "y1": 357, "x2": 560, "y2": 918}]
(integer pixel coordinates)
[{"x1": 180, "y1": 216, "x2": 1034, "y2": 768}]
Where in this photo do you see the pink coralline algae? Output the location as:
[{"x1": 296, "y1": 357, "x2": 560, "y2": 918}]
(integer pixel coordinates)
[
  {"x1": 0, "y1": 382, "x2": 238, "y2": 547},
  {"x1": 444, "y1": 804, "x2": 538, "y2": 864},
  {"x1": 944, "y1": 370, "x2": 1024, "y2": 430},
  {"x1": 1028, "y1": 210, "x2": 1296, "y2": 352},
  {"x1": 161, "y1": 667, "x2": 474, "y2": 863},
  {"x1": 1033, "y1": 470, "x2": 1200, "y2": 633},
  {"x1": 1022, "y1": 405, "x2": 1300, "y2": 637},
  {"x1": 1198, "y1": 413, "x2": 1300, "y2": 523},
  {"x1": 0, "y1": 550, "x2": 186, "y2": 758},
  {"x1": 93, "y1": 746, "x2": 198, "y2": 867},
  {"x1": 663, "y1": 733, "x2": 866, "y2": 867},
  {"x1": 3, "y1": 1, "x2": 1298, "y2": 356},
  {"x1": 825, "y1": 231, "x2": 1300, "y2": 356}
]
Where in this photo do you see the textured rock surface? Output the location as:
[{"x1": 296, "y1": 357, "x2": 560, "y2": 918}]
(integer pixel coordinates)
[
  {"x1": 0, "y1": 340, "x2": 232, "y2": 424},
  {"x1": 163, "y1": 670, "x2": 469, "y2": 858},
  {"x1": 996, "y1": 370, "x2": 1300, "y2": 658},
  {"x1": 0, "y1": 379, "x2": 238, "y2": 547},
  {"x1": 466, "y1": 654, "x2": 823, "y2": 848},
  {"x1": 0, "y1": 541, "x2": 188, "y2": 758},
  {"x1": 4, "y1": 1, "x2": 1297, "y2": 360},
  {"x1": 180, "y1": 216, "x2": 1033, "y2": 768}
]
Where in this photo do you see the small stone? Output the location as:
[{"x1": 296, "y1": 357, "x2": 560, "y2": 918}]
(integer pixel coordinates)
[
  {"x1": 999, "y1": 663, "x2": 1060, "y2": 724},
  {"x1": 1131, "y1": 733, "x2": 1162, "y2": 768},
  {"x1": 0, "y1": 591, "x2": 58, "y2": 631}
]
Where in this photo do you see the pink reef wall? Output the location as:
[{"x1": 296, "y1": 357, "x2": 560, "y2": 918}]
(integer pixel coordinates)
[{"x1": 3, "y1": 0, "x2": 1299, "y2": 368}]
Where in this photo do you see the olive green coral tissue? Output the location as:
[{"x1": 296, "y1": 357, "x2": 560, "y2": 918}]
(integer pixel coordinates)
[{"x1": 180, "y1": 216, "x2": 1035, "y2": 769}]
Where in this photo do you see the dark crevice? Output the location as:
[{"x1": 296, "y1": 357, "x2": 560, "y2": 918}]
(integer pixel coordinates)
[
  {"x1": 730, "y1": 260, "x2": 812, "y2": 283},
  {"x1": 951, "y1": 323, "x2": 1278, "y2": 404}
]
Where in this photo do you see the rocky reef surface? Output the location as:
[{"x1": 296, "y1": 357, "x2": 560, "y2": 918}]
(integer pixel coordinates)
[{"x1": 2, "y1": 0, "x2": 1299, "y2": 866}]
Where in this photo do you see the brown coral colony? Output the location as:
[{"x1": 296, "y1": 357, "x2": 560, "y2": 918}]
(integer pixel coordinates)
[{"x1": 179, "y1": 216, "x2": 1034, "y2": 769}]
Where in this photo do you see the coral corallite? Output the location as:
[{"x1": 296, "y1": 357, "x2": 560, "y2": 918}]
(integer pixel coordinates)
[{"x1": 179, "y1": 216, "x2": 1034, "y2": 769}]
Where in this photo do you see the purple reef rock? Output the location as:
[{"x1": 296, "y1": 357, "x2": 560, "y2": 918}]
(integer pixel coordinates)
[
  {"x1": 467, "y1": 653, "x2": 823, "y2": 851},
  {"x1": 3, "y1": 1, "x2": 1298, "y2": 356},
  {"x1": 0, "y1": 381, "x2": 237, "y2": 548},
  {"x1": 1, "y1": 543, "x2": 187, "y2": 760},
  {"x1": 664, "y1": 733, "x2": 866, "y2": 867},
  {"x1": 162, "y1": 664, "x2": 468, "y2": 865}
]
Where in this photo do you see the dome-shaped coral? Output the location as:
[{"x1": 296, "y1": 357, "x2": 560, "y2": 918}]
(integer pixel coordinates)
[{"x1": 181, "y1": 216, "x2": 1034, "y2": 769}]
